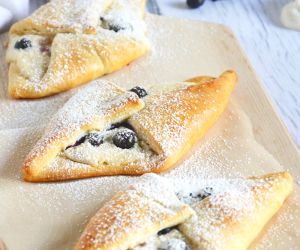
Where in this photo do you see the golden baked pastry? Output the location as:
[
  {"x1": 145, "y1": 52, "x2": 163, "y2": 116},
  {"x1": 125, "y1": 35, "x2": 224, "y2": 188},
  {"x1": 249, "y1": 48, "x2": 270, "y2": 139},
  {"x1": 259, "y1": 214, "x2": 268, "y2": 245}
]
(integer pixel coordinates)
[
  {"x1": 22, "y1": 71, "x2": 236, "y2": 182},
  {"x1": 75, "y1": 172, "x2": 293, "y2": 250},
  {"x1": 178, "y1": 171, "x2": 293, "y2": 250},
  {"x1": 128, "y1": 70, "x2": 236, "y2": 173},
  {"x1": 23, "y1": 80, "x2": 145, "y2": 181},
  {"x1": 75, "y1": 174, "x2": 194, "y2": 250},
  {"x1": 6, "y1": 0, "x2": 149, "y2": 98}
]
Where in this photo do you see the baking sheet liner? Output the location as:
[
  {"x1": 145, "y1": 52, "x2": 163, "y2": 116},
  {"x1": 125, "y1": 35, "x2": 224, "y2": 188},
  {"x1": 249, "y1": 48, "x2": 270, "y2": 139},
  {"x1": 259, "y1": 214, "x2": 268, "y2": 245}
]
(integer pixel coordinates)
[{"x1": 0, "y1": 14, "x2": 299, "y2": 250}]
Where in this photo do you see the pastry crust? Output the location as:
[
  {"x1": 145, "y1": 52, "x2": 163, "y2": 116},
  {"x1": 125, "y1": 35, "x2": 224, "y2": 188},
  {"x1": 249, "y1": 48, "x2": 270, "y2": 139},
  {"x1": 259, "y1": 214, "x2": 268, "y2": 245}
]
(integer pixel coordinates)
[
  {"x1": 75, "y1": 172, "x2": 293, "y2": 250},
  {"x1": 6, "y1": 0, "x2": 148, "y2": 98},
  {"x1": 74, "y1": 174, "x2": 194, "y2": 250},
  {"x1": 128, "y1": 70, "x2": 237, "y2": 172},
  {"x1": 22, "y1": 71, "x2": 236, "y2": 182},
  {"x1": 179, "y1": 171, "x2": 293, "y2": 250},
  {"x1": 23, "y1": 80, "x2": 145, "y2": 181}
]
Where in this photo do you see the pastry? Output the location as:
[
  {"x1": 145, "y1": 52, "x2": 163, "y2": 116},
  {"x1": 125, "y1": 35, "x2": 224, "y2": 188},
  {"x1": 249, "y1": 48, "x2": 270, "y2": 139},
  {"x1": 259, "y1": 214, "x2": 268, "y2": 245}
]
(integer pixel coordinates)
[
  {"x1": 6, "y1": 0, "x2": 149, "y2": 98},
  {"x1": 75, "y1": 174, "x2": 194, "y2": 250},
  {"x1": 178, "y1": 171, "x2": 293, "y2": 250},
  {"x1": 75, "y1": 171, "x2": 293, "y2": 250},
  {"x1": 128, "y1": 70, "x2": 236, "y2": 173},
  {"x1": 22, "y1": 70, "x2": 236, "y2": 182}
]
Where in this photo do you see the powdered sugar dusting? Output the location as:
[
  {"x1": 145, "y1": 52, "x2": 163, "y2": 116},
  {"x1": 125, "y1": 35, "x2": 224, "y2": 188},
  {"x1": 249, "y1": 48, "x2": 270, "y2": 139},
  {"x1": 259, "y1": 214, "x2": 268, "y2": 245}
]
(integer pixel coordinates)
[
  {"x1": 74, "y1": 172, "x2": 292, "y2": 250},
  {"x1": 24, "y1": 79, "x2": 142, "y2": 169},
  {"x1": 0, "y1": 12, "x2": 298, "y2": 250},
  {"x1": 175, "y1": 173, "x2": 292, "y2": 250},
  {"x1": 129, "y1": 82, "x2": 222, "y2": 157},
  {"x1": 0, "y1": 100, "x2": 297, "y2": 249},
  {"x1": 130, "y1": 173, "x2": 185, "y2": 209},
  {"x1": 76, "y1": 174, "x2": 191, "y2": 250},
  {"x1": 6, "y1": 0, "x2": 149, "y2": 96}
]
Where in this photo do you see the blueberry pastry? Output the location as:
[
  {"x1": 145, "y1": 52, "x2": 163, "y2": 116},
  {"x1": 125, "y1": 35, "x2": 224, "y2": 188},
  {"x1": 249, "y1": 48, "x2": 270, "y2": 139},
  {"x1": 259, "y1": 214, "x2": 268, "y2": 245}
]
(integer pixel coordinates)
[
  {"x1": 178, "y1": 171, "x2": 293, "y2": 250},
  {"x1": 6, "y1": 0, "x2": 149, "y2": 98},
  {"x1": 75, "y1": 174, "x2": 194, "y2": 250},
  {"x1": 22, "y1": 80, "x2": 145, "y2": 181},
  {"x1": 22, "y1": 71, "x2": 236, "y2": 182},
  {"x1": 75, "y1": 172, "x2": 293, "y2": 250}
]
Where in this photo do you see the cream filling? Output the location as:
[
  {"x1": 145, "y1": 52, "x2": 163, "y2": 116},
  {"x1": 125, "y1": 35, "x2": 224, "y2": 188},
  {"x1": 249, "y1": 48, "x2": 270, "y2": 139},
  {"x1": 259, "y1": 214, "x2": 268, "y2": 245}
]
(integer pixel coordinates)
[
  {"x1": 7, "y1": 35, "x2": 51, "y2": 82},
  {"x1": 176, "y1": 186, "x2": 213, "y2": 205},
  {"x1": 132, "y1": 229, "x2": 189, "y2": 250},
  {"x1": 63, "y1": 127, "x2": 157, "y2": 168}
]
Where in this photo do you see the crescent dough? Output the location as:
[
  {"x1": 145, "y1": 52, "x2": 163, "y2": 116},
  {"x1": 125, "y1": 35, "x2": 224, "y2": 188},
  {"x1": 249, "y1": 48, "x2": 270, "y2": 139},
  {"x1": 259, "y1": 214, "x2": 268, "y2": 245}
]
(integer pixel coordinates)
[
  {"x1": 128, "y1": 71, "x2": 236, "y2": 173},
  {"x1": 75, "y1": 174, "x2": 194, "y2": 250},
  {"x1": 22, "y1": 70, "x2": 236, "y2": 182},
  {"x1": 178, "y1": 171, "x2": 293, "y2": 250},
  {"x1": 75, "y1": 172, "x2": 293, "y2": 250},
  {"x1": 6, "y1": 0, "x2": 149, "y2": 98}
]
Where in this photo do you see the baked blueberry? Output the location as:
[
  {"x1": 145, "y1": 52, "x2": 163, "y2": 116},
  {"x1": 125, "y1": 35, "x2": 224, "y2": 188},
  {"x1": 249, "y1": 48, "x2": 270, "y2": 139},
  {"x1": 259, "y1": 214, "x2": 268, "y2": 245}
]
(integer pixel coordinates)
[
  {"x1": 100, "y1": 17, "x2": 125, "y2": 32},
  {"x1": 112, "y1": 129, "x2": 137, "y2": 149},
  {"x1": 14, "y1": 38, "x2": 32, "y2": 49},
  {"x1": 186, "y1": 0, "x2": 205, "y2": 9},
  {"x1": 157, "y1": 226, "x2": 177, "y2": 236},
  {"x1": 65, "y1": 135, "x2": 87, "y2": 149},
  {"x1": 86, "y1": 133, "x2": 104, "y2": 146},
  {"x1": 189, "y1": 187, "x2": 213, "y2": 200},
  {"x1": 129, "y1": 86, "x2": 148, "y2": 98},
  {"x1": 198, "y1": 187, "x2": 213, "y2": 199},
  {"x1": 108, "y1": 122, "x2": 135, "y2": 131},
  {"x1": 108, "y1": 23, "x2": 125, "y2": 32}
]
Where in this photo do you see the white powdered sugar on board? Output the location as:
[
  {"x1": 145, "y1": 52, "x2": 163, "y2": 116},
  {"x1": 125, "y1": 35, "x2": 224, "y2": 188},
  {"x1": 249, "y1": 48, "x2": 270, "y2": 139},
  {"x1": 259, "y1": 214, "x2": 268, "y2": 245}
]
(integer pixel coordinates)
[
  {"x1": 73, "y1": 172, "x2": 293, "y2": 249},
  {"x1": 0, "y1": 12, "x2": 299, "y2": 250},
  {"x1": 0, "y1": 99, "x2": 298, "y2": 250}
]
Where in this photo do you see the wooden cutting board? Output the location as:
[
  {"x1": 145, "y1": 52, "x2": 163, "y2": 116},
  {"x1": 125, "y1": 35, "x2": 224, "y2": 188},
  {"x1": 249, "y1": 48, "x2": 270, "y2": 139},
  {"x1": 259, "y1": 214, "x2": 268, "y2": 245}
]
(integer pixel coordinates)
[{"x1": 0, "y1": 14, "x2": 299, "y2": 249}]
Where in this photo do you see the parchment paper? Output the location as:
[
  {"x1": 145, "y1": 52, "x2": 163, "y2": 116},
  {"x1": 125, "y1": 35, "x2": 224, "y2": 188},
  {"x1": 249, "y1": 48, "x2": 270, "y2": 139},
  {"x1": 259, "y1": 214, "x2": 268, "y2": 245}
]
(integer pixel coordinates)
[{"x1": 0, "y1": 14, "x2": 299, "y2": 250}]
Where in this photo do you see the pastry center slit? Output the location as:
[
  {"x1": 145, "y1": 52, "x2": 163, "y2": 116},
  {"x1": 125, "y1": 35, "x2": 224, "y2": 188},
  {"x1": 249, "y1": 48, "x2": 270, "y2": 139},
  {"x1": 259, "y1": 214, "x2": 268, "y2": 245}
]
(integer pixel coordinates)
[
  {"x1": 176, "y1": 187, "x2": 213, "y2": 204},
  {"x1": 62, "y1": 121, "x2": 158, "y2": 168},
  {"x1": 9, "y1": 35, "x2": 53, "y2": 82},
  {"x1": 131, "y1": 226, "x2": 190, "y2": 250}
]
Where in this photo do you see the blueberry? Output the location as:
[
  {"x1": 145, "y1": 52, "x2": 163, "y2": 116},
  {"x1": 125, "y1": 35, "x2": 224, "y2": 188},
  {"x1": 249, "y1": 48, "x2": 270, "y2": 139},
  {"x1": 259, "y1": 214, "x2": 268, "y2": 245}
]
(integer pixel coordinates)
[
  {"x1": 14, "y1": 38, "x2": 32, "y2": 49},
  {"x1": 108, "y1": 122, "x2": 135, "y2": 131},
  {"x1": 65, "y1": 135, "x2": 87, "y2": 149},
  {"x1": 108, "y1": 23, "x2": 125, "y2": 32},
  {"x1": 112, "y1": 129, "x2": 137, "y2": 149},
  {"x1": 197, "y1": 187, "x2": 213, "y2": 200},
  {"x1": 186, "y1": 0, "x2": 205, "y2": 9},
  {"x1": 86, "y1": 133, "x2": 104, "y2": 146},
  {"x1": 100, "y1": 17, "x2": 125, "y2": 32},
  {"x1": 157, "y1": 226, "x2": 177, "y2": 236},
  {"x1": 129, "y1": 86, "x2": 148, "y2": 98}
]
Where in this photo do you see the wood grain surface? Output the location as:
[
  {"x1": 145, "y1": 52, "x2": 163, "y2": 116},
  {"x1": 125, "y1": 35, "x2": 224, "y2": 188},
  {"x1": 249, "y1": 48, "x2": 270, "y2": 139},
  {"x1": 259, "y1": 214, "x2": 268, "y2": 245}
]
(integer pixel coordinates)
[{"x1": 157, "y1": 0, "x2": 300, "y2": 147}]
